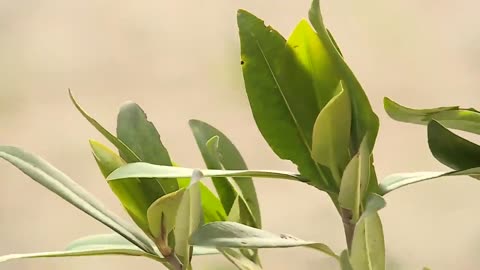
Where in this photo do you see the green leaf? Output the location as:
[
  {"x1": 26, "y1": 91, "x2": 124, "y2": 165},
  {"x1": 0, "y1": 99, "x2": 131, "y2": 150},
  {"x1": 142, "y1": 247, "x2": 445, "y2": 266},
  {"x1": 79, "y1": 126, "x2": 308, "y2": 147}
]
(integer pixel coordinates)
[
  {"x1": 309, "y1": 0, "x2": 379, "y2": 152},
  {"x1": 190, "y1": 119, "x2": 262, "y2": 228},
  {"x1": 237, "y1": 9, "x2": 334, "y2": 192},
  {"x1": 147, "y1": 189, "x2": 186, "y2": 247},
  {"x1": 0, "y1": 146, "x2": 154, "y2": 254},
  {"x1": 218, "y1": 248, "x2": 262, "y2": 270},
  {"x1": 428, "y1": 121, "x2": 480, "y2": 172},
  {"x1": 190, "y1": 221, "x2": 338, "y2": 259},
  {"x1": 117, "y1": 102, "x2": 178, "y2": 194},
  {"x1": 350, "y1": 213, "x2": 385, "y2": 270},
  {"x1": 0, "y1": 234, "x2": 164, "y2": 264},
  {"x1": 339, "y1": 250, "x2": 354, "y2": 270},
  {"x1": 312, "y1": 82, "x2": 351, "y2": 182},
  {"x1": 174, "y1": 170, "x2": 203, "y2": 268},
  {"x1": 339, "y1": 138, "x2": 370, "y2": 221},
  {"x1": 287, "y1": 19, "x2": 340, "y2": 110},
  {"x1": 0, "y1": 233, "x2": 219, "y2": 264},
  {"x1": 360, "y1": 194, "x2": 386, "y2": 219},
  {"x1": 384, "y1": 97, "x2": 480, "y2": 135},
  {"x1": 379, "y1": 167, "x2": 480, "y2": 195},
  {"x1": 107, "y1": 163, "x2": 305, "y2": 182},
  {"x1": 227, "y1": 196, "x2": 256, "y2": 228},
  {"x1": 90, "y1": 140, "x2": 152, "y2": 234}
]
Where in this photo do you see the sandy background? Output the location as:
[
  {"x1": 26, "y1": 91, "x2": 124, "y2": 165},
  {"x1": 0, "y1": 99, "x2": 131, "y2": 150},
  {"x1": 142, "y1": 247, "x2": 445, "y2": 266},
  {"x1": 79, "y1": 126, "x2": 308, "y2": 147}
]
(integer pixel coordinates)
[{"x1": 1, "y1": 0, "x2": 480, "y2": 269}]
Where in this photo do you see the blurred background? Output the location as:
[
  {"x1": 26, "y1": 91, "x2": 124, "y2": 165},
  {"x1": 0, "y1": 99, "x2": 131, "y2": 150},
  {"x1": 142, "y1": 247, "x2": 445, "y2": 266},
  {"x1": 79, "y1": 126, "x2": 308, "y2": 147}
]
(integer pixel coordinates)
[{"x1": 1, "y1": 0, "x2": 480, "y2": 269}]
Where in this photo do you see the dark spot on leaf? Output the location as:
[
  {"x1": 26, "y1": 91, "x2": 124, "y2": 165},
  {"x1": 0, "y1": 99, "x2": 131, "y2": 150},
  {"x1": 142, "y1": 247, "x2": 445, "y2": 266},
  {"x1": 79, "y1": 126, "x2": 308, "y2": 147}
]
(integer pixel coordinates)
[
  {"x1": 293, "y1": 45, "x2": 299, "y2": 49},
  {"x1": 240, "y1": 60, "x2": 245, "y2": 65},
  {"x1": 241, "y1": 241, "x2": 247, "y2": 245}
]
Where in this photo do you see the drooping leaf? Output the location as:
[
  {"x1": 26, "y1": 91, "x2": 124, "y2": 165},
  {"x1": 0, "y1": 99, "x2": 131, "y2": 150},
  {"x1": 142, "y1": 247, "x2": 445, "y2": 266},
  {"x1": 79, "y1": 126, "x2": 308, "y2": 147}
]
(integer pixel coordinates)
[
  {"x1": 237, "y1": 9, "x2": 335, "y2": 192},
  {"x1": 379, "y1": 167, "x2": 480, "y2": 195},
  {"x1": 218, "y1": 248, "x2": 262, "y2": 270},
  {"x1": 190, "y1": 119, "x2": 261, "y2": 228},
  {"x1": 312, "y1": 82, "x2": 351, "y2": 183},
  {"x1": 428, "y1": 121, "x2": 480, "y2": 173},
  {"x1": 309, "y1": 0, "x2": 379, "y2": 152},
  {"x1": 107, "y1": 163, "x2": 305, "y2": 182},
  {"x1": 338, "y1": 138, "x2": 370, "y2": 221},
  {"x1": 90, "y1": 140, "x2": 152, "y2": 234},
  {"x1": 117, "y1": 102, "x2": 178, "y2": 194},
  {"x1": 190, "y1": 221, "x2": 338, "y2": 259},
  {"x1": 174, "y1": 170, "x2": 203, "y2": 268},
  {"x1": 384, "y1": 97, "x2": 480, "y2": 135},
  {"x1": 0, "y1": 233, "x2": 219, "y2": 264},
  {"x1": 350, "y1": 213, "x2": 385, "y2": 270},
  {"x1": 0, "y1": 146, "x2": 154, "y2": 254}
]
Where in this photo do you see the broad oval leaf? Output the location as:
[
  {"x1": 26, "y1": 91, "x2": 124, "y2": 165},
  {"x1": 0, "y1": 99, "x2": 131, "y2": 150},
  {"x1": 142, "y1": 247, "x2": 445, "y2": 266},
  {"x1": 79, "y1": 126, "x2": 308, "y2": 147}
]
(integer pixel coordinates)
[
  {"x1": 190, "y1": 119, "x2": 261, "y2": 228},
  {"x1": 237, "y1": 9, "x2": 335, "y2": 192},
  {"x1": 428, "y1": 121, "x2": 480, "y2": 172},
  {"x1": 350, "y1": 213, "x2": 385, "y2": 270},
  {"x1": 384, "y1": 97, "x2": 480, "y2": 135},
  {"x1": 312, "y1": 82, "x2": 351, "y2": 183},
  {"x1": 0, "y1": 146, "x2": 154, "y2": 254},
  {"x1": 190, "y1": 221, "x2": 338, "y2": 259},
  {"x1": 107, "y1": 163, "x2": 305, "y2": 182},
  {"x1": 117, "y1": 102, "x2": 178, "y2": 194}
]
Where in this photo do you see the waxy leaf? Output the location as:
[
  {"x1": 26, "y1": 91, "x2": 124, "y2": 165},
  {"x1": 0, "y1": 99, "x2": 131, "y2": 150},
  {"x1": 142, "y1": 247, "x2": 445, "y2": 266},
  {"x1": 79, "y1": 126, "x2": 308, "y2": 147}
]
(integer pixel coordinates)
[
  {"x1": 147, "y1": 189, "x2": 185, "y2": 242},
  {"x1": 350, "y1": 213, "x2": 385, "y2": 270},
  {"x1": 227, "y1": 196, "x2": 256, "y2": 228},
  {"x1": 384, "y1": 97, "x2": 480, "y2": 135},
  {"x1": 174, "y1": 170, "x2": 203, "y2": 268},
  {"x1": 428, "y1": 121, "x2": 480, "y2": 172},
  {"x1": 309, "y1": 0, "x2": 379, "y2": 152},
  {"x1": 312, "y1": 82, "x2": 351, "y2": 182},
  {"x1": 219, "y1": 248, "x2": 262, "y2": 270},
  {"x1": 237, "y1": 9, "x2": 335, "y2": 192},
  {"x1": 339, "y1": 250, "x2": 354, "y2": 270},
  {"x1": 338, "y1": 138, "x2": 370, "y2": 221},
  {"x1": 190, "y1": 221, "x2": 338, "y2": 259},
  {"x1": 0, "y1": 146, "x2": 154, "y2": 254},
  {"x1": 190, "y1": 119, "x2": 261, "y2": 228},
  {"x1": 0, "y1": 234, "x2": 164, "y2": 264},
  {"x1": 117, "y1": 102, "x2": 178, "y2": 194},
  {"x1": 90, "y1": 140, "x2": 152, "y2": 234},
  {"x1": 107, "y1": 163, "x2": 305, "y2": 182}
]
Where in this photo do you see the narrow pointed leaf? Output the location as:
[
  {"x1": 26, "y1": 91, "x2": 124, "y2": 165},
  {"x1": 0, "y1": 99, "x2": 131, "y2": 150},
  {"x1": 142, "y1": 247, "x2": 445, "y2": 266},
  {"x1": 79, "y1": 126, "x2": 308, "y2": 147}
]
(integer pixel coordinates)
[
  {"x1": 190, "y1": 119, "x2": 261, "y2": 227},
  {"x1": 0, "y1": 146, "x2": 154, "y2": 254},
  {"x1": 117, "y1": 102, "x2": 178, "y2": 194},
  {"x1": 237, "y1": 9, "x2": 335, "y2": 192},
  {"x1": 428, "y1": 121, "x2": 480, "y2": 172},
  {"x1": 339, "y1": 138, "x2": 370, "y2": 221},
  {"x1": 350, "y1": 213, "x2": 385, "y2": 270},
  {"x1": 174, "y1": 171, "x2": 203, "y2": 268},
  {"x1": 190, "y1": 221, "x2": 338, "y2": 259},
  {"x1": 312, "y1": 82, "x2": 351, "y2": 182},
  {"x1": 90, "y1": 140, "x2": 152, "y2": 234},
  {"x1": 107, "y1": 163, "x2": 305, "y2": 182},
  {"x1": 177, "y1": 170, "x2": 227, "y2": 224},
  {"x1": 219, "y1": 248, "x2": 262, "y2": 270},
  {"x1": 227, "y1": 196, "x2": 256, "y2": 228},
  {"x1": 309, "y1": 0, "x2": 379, "y2": 152},
  {"x1": 384, "y1": 97, "x2": 480, "y2": 135}
]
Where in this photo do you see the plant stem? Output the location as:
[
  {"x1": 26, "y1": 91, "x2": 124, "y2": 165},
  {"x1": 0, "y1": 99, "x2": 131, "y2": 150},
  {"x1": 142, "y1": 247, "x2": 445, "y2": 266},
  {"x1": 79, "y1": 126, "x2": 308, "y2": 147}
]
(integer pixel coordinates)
[
  {"x1": 340, "y1": 208, "x2": 355, "y2": 250},
  {"x1": 165, "y1": 254, "x2": 183, "y2": 270}
]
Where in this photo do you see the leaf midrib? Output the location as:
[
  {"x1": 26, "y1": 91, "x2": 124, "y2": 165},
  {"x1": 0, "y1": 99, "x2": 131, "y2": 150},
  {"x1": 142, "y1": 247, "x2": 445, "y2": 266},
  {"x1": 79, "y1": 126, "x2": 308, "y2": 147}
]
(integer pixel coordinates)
[{"x1": 253, "y1": 38, "x2": 328, "y2": 185}]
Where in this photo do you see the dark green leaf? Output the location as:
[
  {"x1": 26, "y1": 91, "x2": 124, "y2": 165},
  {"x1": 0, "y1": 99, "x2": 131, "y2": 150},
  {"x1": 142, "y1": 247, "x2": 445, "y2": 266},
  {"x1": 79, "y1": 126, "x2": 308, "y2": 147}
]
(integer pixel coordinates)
[
  {"x1": 237, "y1": 9, "x2": 334, "y2": 192},
  {"x1": 190, "y1": 119, "x2": 262, "y2": 228},
  {"x1": 117, "y1": 102, "x2": 178, "y2": 194},
  {"x1": 384, "y1": 97, "x2": 480, "y2": 135},
  {"x1": 428, "y1": 121, "x2": 480, "y2": 172},
  {"x1": 0, "y1": 146, "x2": 154, "y2": 254}
]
